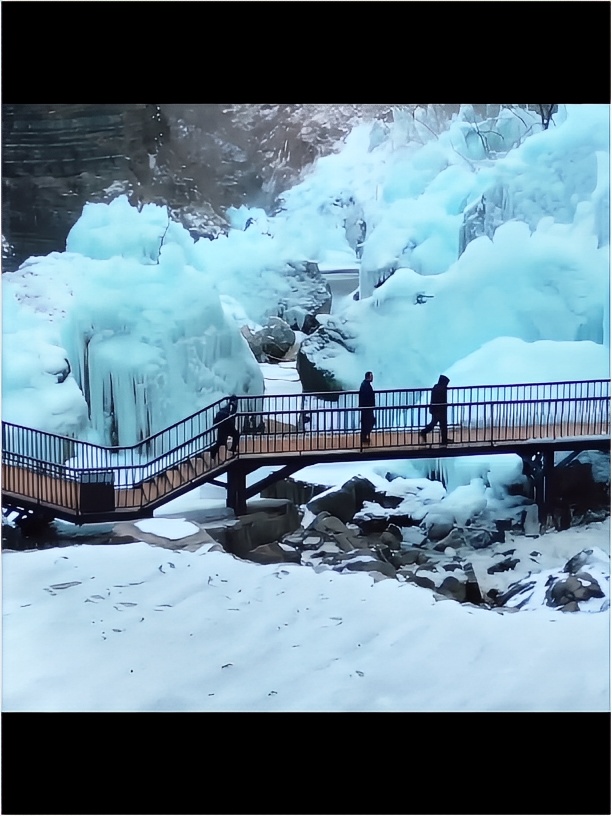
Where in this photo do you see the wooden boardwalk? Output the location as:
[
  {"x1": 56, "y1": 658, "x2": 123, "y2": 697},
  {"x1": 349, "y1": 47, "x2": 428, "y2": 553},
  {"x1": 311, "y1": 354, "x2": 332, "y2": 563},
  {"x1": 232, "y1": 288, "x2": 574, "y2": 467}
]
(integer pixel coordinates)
[{"x1": 2, "y1": 380, "x2": 610, "y2": 523}]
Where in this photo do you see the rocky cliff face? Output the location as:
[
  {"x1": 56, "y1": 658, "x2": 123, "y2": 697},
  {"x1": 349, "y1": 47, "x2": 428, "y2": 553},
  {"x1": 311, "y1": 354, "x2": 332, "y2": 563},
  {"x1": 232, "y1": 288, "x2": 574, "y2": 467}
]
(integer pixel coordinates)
[
  {"x1": 2, "y1": 104, "x2": 162, "y2": 269},
  {"x1": 2, "y1": 103, "x2": 465, "y2": 271}
]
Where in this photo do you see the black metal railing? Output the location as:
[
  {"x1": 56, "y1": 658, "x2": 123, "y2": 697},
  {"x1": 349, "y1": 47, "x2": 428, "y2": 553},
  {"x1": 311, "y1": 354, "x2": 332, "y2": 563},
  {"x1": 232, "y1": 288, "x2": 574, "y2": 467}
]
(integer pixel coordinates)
[{"x1": 2, "y1": 379, "x2": 609, "y2": 519}]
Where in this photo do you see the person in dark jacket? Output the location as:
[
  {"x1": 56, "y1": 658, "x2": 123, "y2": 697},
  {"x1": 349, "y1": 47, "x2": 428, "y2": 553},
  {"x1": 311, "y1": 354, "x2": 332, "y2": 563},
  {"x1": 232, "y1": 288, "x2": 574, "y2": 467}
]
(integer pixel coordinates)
[
  {"x1": 420, "y1": 375, "x2": 450, "y2": 445},
  {"x1": 358, "y1": 371, "x2": 376, "y2": 445},
  {"x1": 209, "y1": 395, "x2": 240, "y2": 459}
]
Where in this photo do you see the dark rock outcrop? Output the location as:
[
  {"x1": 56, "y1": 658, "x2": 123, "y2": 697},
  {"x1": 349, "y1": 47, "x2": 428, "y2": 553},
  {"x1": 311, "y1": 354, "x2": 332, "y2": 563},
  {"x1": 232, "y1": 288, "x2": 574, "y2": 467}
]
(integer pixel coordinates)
[
  {"x1": 306, "y1": 476, "x2": 378, "y2": 523},
  {"x1": 279, "y1": 262, "x2": 332, "y2": 332},
  {"x1": 260, "y1": 477, "x2": 327, "y2": 506},
  {"x1": 296, "y1": 327, "x2": 354, "y2": 397},
  {"x1": 545, "y1": 572, "x2": 605, "y2": 608},
  {"x1": 2, "y1": 104, "x2": 164, "y2": 269},
  {"x1": 550, "y1": 457, "x2": 610, "y2": 519},
  {"x1": 487, "y1": 558, "x2": 520, "y2": 574},
  {"x1": 243, "y1": 317, "x2": 296, "y2": 363},
  {"x1": 247, "y1": 542, "x2": 301, "y2": 565},
  {"x1": 220, "y1": 500, "x2": 300, "y2": 558}
]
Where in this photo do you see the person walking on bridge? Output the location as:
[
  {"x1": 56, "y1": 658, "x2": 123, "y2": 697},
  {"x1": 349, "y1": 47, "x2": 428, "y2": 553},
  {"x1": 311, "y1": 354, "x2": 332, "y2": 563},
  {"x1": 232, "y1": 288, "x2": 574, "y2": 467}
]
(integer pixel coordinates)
[
  {"x1": 359, "y1": 371, "x2": 376, "y2": 445},
  {"x1": 209, "y1": 395, "x2": 240, "y2": 459},
  {"x1": 420, "y1": 374, "x2": 450, "y2": 445}
]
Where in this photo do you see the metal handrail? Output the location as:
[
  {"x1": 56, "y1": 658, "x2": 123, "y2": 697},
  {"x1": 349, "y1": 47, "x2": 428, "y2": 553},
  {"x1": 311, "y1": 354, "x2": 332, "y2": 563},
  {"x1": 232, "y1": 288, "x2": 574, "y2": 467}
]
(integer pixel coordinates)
[
  {"x1": 3, "y1": 379, "x2": 609, "y2": 449},
  {"x1": 2, "y1": 382, "x2": 609, "y2": 520},
  {"x1": 2, "y1": 382, "x2": 610, "y2": 503},
  {"x1": 3, "y1": 380, "x2": 610, "y2": 458}
]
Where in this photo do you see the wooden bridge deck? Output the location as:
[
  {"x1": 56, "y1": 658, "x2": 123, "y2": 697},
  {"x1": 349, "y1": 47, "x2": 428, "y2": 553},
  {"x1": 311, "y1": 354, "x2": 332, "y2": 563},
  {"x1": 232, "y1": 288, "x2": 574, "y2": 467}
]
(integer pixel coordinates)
[
  {"x1": 3, "y1": 379, "x2": 609, "y2": 522},
  {"x1": 3, "y1": 417, "x2": 609, "y2": 524}
]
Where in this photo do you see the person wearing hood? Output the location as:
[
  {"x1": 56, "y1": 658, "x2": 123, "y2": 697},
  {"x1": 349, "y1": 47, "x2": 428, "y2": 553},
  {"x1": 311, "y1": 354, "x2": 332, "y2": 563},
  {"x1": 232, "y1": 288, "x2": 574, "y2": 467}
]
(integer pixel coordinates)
[
  {"x1": 358, "y1": 371, "x2": 376, "y2": 445},
  {"x1": 209, "y1": 395, "x2": 240, "y2": 459},
  {"x1": 420, "y1": 375, "x2": 450, "y2": 445}
]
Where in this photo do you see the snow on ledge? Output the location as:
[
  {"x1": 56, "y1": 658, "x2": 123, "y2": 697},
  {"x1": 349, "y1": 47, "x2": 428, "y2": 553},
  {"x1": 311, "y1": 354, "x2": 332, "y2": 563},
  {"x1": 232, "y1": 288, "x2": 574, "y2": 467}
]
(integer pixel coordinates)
[{"x1": 135, "y1": 518, "x2": 200, "y2": 540}]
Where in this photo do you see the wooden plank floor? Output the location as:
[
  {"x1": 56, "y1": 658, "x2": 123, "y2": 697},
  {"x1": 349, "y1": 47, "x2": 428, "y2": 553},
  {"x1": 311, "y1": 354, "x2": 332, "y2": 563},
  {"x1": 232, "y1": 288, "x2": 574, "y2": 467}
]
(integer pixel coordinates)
[{"x1": 3, "y1": 420, "x2": 609, "y2": 519}]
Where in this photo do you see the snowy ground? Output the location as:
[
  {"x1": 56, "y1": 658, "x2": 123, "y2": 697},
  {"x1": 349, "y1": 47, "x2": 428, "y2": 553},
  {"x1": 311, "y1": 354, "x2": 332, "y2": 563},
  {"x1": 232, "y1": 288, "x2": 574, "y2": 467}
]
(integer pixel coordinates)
[{"x1": 2, "y1": 510, "x2": 609, "y2": 713}]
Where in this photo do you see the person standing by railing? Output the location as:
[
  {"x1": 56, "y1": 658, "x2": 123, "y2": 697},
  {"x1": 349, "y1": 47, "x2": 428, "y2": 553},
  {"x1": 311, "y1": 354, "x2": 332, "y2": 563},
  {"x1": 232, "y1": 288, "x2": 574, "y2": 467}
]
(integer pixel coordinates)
[
  {"x1": 359, "y1": 371, "x2": 376, "y2": 445},
  {"x1": 420, "y1": 374, "x2": 450, "y2": 445}
]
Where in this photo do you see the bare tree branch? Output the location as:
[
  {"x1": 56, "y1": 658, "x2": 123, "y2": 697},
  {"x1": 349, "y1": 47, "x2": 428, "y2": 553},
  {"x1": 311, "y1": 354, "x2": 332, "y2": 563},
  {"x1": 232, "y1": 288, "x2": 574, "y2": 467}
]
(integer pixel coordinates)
[{"x1": 157, "y1": 216, "x2": 170, "y2": 263}]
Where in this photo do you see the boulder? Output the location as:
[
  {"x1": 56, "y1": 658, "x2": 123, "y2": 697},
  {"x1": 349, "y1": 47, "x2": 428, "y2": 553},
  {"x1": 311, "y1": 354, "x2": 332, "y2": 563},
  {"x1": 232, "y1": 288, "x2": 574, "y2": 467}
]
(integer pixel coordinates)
[
  {"x1": 407, "y1": 574, "x2": 436, "y2": 590},
  {"x1": 380, "y1": 523, "x2": 403, "y2": 550},
  {"x1": 246, "y1": 542, "x2": 301, "y2": 565},
  {"x1": 545, "y1": 572, "x2": 604, "y2": 608},
  {"x1": 345, "y1": 476, "x2": 380, "y2": 507},
  {"x1": 224, "y1": 521, "x2": 253, "y2": 558},
  {"x1": 261, "y1": 478, "x2": 327, "y2": 504},
  {"x1": 283, "y1": 531, "x2": 327, "y2": 552},
  {"x1": 581, "y1": 508, "x2": 610, "y2": 524},
  {"x1": 308, "y1": 545, "x2": 346, "y2": 561},
  {"x1": 373, "y1": 491, "x2": 403, "y2": 510},
  {"x1": 463, "y1": 527, "x2": 497, "y2": 550},
  {"x1": 260, "y1": 317, "x2": 296, "y2": 361},
  {"x1": 386, "y1": 549, "x2": 422, "y2": 568},
  {"x1": 437, "y1": 576, "x2": 467, "y2": 603},
  {"x1": 463, "y1": 562, "x2": 485, "y2": 605},
  {"x1": 241, "y1": 326, "x2": 266, "y2": 363},
  {"x1": 330, "y1": 533, "x2": 358, "y2": 553},
  {"x1": 305, "y1": 517, "x2": 360, "y2": 553},
  {"x1": 279, "y1": 261, "x2": 332, "y2": 333},
  {"x1": 282, "y1": 305, "x2": 310, "y2": 334},
  {"x1": 433, "y1": 528, "x2": 465, "y2": 552},
  {"x1": 223, "y1": 500, "x2": 300, "y2": 557},
  {"x1": 564, "y1": 549, "x2": 593, "y2": 575},
  {"x1": 307, "y1": 489, "x2": 356, "y2": 524},
  {"x1": 296, "y1": 324, "x2": 355, "y2": 395},
  {"x1": 243, "y1": 317, "x2": 296, "y2": 363},
  {"x1": 573, "y1": 571, "x2": 605, "y2": 601},
  {"x1": 425, "y1": 513, "x2": 455, "y2": 541},
  {"x1": 495, "y1": 579, "x2": 537, "y2": 609},
  {"x1": 340, "y1": 558, "x2": 397, "y2": 579},
  {"x1": 386, "y1": 513, "x2": 420, "y2": 527},
  {"x1": 306, "y1": 511, "x2": 332, "y2": 529},
  {"x1": 487, "y1": 558, "x2": 520, "y2": 575},
  {"x1": 306, "y1": 477, "x2": 377, "y2": 524},
  {"x1": 316, "y1": 515, "x2": 353, "y2": 535},
  {"x1": 355, "y1": 515, "x2": 393, "y2": 535}
]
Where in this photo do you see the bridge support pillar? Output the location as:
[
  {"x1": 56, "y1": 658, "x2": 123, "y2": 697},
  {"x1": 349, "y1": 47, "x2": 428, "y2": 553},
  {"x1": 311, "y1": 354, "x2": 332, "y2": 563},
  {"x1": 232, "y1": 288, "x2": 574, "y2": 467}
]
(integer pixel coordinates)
[
  {"x1": 534, "y1": 450, "x2": 555, "y2": 527},
  {"x1": 226, "y1": 462, "x2": 249, "y2": 516}
]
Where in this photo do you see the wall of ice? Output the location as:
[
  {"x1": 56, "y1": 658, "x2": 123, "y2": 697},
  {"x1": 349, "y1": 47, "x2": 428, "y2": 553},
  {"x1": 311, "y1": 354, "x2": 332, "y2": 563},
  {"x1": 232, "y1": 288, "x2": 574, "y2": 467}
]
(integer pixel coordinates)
[
  {"x1": 3, "y1": 199, "x2": 265, "y2": 446},
  {"x1": 272, "y1": 104, "x2": 608, "y2": 308},
  {"x1": 2, "y1": 288, "x2": 89, "y2": 439},
  {"x1": 298, "y1": 105, "x2": 610, "y2": 392}
]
